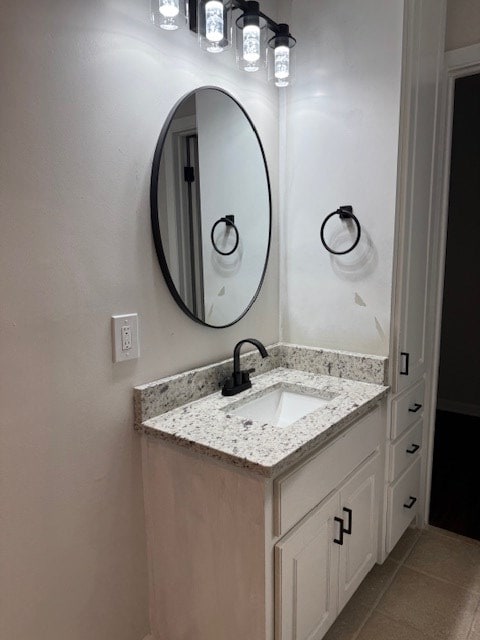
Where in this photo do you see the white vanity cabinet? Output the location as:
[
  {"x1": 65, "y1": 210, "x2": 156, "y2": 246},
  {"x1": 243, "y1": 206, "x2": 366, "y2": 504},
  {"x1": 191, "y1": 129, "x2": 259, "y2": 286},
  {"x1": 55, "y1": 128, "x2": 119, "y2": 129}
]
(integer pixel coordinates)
[
  {"x1": 276, "y1": 453, "x2": 381, "y2": 640},
  {"x1": 142, "y1": 405, "x2": 385, "y2": 640}
]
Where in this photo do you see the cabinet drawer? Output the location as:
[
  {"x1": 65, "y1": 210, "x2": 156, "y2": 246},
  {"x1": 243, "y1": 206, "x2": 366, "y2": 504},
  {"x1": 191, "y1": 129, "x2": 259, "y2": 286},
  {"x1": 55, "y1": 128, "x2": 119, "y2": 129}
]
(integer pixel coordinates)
[
  {"x1": 274, "y1": 408, "x2": 382, "y2": 536},
  {"x1": 391, "y1": 378, "x2": 425, "y2": 439},
  {"x1": 389, "y1": 418, "x2": 423, "y2": 482},
  {"x1": 386, "y1": 457, "x2": 421, "y2": 553}
]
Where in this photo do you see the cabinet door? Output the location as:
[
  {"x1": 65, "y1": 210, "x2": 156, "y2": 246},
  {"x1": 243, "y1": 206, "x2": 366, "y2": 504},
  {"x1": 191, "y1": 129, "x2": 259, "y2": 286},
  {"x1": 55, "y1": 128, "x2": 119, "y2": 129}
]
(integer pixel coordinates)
[
  {"x1": 394, "y1": 0, "x2": 446, "y2": 392},
  {"x1": 338, "y1": 454, "x2": 380, "y2": 611},
  {"x1": 275, "y1": 493, "x2": 340, "y2": 640}
]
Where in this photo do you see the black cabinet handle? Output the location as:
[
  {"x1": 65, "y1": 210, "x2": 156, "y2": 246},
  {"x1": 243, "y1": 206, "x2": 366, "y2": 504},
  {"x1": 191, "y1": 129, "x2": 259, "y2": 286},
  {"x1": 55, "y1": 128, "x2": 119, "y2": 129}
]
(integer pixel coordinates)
[
  {"x1": 408, "y1": 403, "x2": 422, "y2": 413},
  {"x1": 333, "y1": 517, "x2": 344, "y2": 545},
  {"x1": 342, "y1": 508, "x2": 353, "y2": 535},
  {"x1": 400, "y1": 352, "x2": 410, "y2": 376},
  {"x1": 403, "y1": 496, "x2": 417, "y2": 509},
  {"x1": 406, "y1": 443, "x2": 420, "y2": 454}
]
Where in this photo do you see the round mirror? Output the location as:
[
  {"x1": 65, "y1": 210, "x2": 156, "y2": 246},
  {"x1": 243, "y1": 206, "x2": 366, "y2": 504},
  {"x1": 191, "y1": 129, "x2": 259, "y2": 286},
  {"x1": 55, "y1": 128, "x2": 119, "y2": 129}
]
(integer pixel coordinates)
[{"x1": 151, "y1": 87, "x2": 272, "y2": 328}]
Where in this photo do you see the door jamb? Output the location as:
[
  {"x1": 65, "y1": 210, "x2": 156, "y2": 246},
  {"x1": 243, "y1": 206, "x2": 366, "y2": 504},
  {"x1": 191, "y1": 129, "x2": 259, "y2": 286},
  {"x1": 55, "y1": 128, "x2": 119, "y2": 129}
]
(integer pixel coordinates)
[{"x1": 423, "y1": 43, "x2": 480, "y2": 525}]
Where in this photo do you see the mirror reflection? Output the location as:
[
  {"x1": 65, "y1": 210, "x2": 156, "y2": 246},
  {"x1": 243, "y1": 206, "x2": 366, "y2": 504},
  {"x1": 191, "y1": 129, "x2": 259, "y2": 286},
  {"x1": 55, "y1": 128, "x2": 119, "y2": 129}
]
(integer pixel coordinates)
[{"x1": 151, "y1": 88, "x2": 271, "y2": 328}]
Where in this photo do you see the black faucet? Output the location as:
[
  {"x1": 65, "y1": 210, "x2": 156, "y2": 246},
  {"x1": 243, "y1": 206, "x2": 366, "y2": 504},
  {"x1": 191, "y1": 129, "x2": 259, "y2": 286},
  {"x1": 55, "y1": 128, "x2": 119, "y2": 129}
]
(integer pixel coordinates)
[{"x1": 221, "y1": 339, "x2": 269, "y2": 396}]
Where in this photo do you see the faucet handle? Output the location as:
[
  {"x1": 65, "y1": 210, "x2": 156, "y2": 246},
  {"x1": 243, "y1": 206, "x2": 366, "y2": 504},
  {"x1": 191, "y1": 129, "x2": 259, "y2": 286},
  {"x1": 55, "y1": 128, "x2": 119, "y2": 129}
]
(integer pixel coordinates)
[
  {"x1": 241, "y1": 368, "x2": 255, "y2": 384},
  {"x1": 220, "y1": 375, "x2": 233, "y2": 389}
]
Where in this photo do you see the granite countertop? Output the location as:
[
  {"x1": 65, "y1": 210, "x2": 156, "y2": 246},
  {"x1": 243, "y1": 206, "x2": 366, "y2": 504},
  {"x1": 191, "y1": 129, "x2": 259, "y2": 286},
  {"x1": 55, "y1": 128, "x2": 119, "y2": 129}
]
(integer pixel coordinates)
[{"x1": 139, "y1": 367, "x2": 388, "y2": 477}]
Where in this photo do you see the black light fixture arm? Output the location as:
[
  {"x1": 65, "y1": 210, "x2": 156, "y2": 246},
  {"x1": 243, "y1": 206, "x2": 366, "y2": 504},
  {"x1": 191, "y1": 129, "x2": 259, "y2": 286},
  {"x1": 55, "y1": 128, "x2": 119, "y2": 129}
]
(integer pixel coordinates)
[
  {"x1": 231, "y1": 0, "x2": 281, "y2": 34},
  {"x1": 187, "y1": 0, "x2": 293, "y2": 39}
]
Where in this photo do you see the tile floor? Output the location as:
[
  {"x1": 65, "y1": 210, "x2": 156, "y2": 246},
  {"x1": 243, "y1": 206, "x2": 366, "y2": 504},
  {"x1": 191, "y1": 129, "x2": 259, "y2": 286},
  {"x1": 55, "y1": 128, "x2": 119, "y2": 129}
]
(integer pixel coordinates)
[{"x1": 324, "y1": 526, "x2": 480, "y2": 640}]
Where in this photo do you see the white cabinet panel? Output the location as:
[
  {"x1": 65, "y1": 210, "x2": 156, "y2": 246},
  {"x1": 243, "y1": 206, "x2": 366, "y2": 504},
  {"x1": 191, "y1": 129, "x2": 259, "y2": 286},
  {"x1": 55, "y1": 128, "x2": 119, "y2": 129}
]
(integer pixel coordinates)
[
  {"x1": 394, "y1": 0, "x2": 446, "y2": 392},
  {"x1": 338, "y1": 454, "x2": 380, "y2": 611},
  {"x1": 387, "y1": 457, "x2": 421, "y2": 553},
  {"x1": 391, "y1": 377, "x2": 425, "y2": 439},
  {"x1": 389, "y1": 418, "x2": 423, "y2": 481},
  {"x1": 275, "y1": 494, "x2": 340, "y2": 640}
]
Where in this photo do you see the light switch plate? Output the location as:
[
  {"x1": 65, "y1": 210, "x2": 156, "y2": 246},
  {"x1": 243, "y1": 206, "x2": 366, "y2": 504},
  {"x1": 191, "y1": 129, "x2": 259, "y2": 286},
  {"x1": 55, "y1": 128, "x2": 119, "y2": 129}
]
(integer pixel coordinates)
[{"x1": 112, "y1": 314, "x2": 140, "y2": 363}]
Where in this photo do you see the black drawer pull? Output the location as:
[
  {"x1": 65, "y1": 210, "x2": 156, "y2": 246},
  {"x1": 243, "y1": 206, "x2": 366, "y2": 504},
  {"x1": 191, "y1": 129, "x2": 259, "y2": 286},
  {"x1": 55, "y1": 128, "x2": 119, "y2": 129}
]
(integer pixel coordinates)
[
  {"x1": 408, "y1": 403, "x2": 422, "y2": 413},
  {"x1": 333, "y1": 517, "x2": 344, "y2": 545},
  {"x1": 403, "y1": 496, "x2": 417, "y2": 509},
  {"x1": 400, "y1": 352, "x2": 410, "y2": 376},
  {"x1": 406, "y1": 443, "x2": 420, "y2": 454},
  {"x1": 342, "y1": 507, "x2": 353, "y2": 535}
]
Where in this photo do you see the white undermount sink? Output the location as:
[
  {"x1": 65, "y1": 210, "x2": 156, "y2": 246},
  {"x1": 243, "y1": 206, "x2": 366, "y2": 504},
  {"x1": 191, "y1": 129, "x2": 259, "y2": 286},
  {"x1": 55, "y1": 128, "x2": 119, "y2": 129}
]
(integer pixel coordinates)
[{"x1": 228, "y1": 385, "x2": 334, "y2": 427}]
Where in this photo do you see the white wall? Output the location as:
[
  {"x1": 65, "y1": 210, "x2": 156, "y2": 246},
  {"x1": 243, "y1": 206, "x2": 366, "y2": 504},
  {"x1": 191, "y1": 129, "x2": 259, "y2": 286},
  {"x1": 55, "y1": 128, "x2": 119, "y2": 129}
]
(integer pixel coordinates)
[
  {"x1": 446, "y1": 0, "x2": 480, "y2": 50},
  {"x1": 281, "y1": 0, "x2": 404, "y2": 356},
  {"x1": 0, "y1": 2, "x2": 279, "y2": 639}
]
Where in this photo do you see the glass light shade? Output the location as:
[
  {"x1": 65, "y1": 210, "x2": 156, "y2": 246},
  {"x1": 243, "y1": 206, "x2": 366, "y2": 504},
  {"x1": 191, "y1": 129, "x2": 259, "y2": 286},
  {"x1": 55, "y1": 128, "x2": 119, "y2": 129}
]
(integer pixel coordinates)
[
  {"x1": 274, "y1": 45, "x2": 289, "y2": 81},
  {"x1": 160, "y1": 0, "x2": 179, "y2": 18},
  {"x1": 198, "y1": 0, "x2": 232, "y2": 53},
  {"x1": 267, "y1": 25, "x2": 296, "y2": 87},
  {"x1": 151, "y1": 0, "x2": 187, "y2": 30},
  {"x1": 235, "y1": 6, "x2": 267, "y2": 73},
  {"x1": 243, "y1": 24, "x2": 261, "y2": 64}
]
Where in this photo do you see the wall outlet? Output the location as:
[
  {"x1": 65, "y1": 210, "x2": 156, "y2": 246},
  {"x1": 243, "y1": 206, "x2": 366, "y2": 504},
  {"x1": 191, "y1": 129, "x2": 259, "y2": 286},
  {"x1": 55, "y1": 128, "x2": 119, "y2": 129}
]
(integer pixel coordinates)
[
  {"x1": 112, "y1": 314, "x2": 139, "y2": 363},
  {"x1": 121, "y1": 325, "x2": 132, "y2": 351}
]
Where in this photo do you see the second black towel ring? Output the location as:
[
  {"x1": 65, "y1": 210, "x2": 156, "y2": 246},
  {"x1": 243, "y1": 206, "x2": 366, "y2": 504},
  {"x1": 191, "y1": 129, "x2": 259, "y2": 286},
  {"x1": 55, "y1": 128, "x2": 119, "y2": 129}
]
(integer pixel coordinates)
[
  {"x1": 320, "y1": 206, "x2": 361, "y2": 255},
  {"x1": 211, "y1": 215, "x2": 240, "y2": 256}
]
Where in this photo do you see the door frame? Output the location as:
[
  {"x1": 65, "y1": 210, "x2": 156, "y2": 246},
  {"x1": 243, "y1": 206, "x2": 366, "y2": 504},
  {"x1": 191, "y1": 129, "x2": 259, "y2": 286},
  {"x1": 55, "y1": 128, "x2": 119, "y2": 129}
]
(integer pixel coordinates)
[{"x1": 423, "y1": 43, "x2": 480, "y2": 524}]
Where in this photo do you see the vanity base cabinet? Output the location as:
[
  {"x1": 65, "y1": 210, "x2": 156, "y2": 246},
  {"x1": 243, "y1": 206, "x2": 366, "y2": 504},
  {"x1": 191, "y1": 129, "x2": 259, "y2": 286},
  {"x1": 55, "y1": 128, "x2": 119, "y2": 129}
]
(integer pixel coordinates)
[
  {"x1": 142, "y1": 406, "x2": 385, "y2": 640},
  {"x1": 275, "y1": 453, "x2": 382, "y2": 640},
  {"x1": 142, "y1": 437, "x2": 268, "y2": 640}
]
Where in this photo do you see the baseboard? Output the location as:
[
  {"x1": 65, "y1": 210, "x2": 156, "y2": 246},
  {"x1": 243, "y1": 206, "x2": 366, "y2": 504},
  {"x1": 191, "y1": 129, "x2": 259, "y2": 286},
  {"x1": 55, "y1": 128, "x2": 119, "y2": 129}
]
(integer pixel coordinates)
[{"x1": 437, "y1": 398, "x2": 480, "y2": 418}]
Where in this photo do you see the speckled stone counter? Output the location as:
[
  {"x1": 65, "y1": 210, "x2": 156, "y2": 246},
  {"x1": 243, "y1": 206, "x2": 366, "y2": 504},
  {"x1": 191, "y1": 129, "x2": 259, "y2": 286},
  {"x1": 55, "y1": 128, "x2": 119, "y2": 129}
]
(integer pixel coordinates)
[
  {"x1": 137, "y1": 367, "x2": 388, "y2": 477},
  {"x1": 134, "y1": 342, "x2": 388, "y2": 429}
]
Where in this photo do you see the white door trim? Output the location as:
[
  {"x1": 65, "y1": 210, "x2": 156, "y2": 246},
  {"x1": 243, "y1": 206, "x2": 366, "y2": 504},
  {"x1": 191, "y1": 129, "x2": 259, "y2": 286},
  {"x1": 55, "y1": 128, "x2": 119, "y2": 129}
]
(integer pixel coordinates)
[
  {"x1": 423, "y1": 43, "x2": 480, "y2": 525},
  {"x1": 446, "y1": 43, "x2": 480, "y2": 72}
]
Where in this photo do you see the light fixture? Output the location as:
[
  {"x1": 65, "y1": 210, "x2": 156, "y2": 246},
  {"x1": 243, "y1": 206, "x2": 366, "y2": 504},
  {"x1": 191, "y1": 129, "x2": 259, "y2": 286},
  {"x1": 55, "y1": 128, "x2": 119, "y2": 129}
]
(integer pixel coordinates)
[
  {"x1": 268, "y1": 23, "x2": 296, "y2": 87},
  {"x1": 151, "y1": 0, "x2": 187, "y2": 31},
  {"x1": 235, "y1": 1, "x2": 266, "y2": 73},
  {"x1": 197, "y1": 0, "x2": 232, "y2": 53},
  {"x1": 153, "y1": 0, "x2": 297, "y2": 88}
]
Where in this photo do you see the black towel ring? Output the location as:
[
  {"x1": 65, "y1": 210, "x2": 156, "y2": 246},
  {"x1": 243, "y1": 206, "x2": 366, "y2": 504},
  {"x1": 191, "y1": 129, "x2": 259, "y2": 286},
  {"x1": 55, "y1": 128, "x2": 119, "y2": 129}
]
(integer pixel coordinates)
[
  {"x1": 211, "y1": 215, "x2": 240, "y2": 256},
  {"x1": 320, "y1": 205, "x2": 361, "y2": 255}
]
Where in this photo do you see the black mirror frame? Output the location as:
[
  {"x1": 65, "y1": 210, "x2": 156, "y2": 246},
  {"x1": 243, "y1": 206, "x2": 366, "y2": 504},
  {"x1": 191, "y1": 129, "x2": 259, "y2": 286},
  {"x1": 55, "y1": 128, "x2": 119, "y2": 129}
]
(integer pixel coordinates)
[{"x1": 150, "y1": 86, "x2": 272, "y2": 329}]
